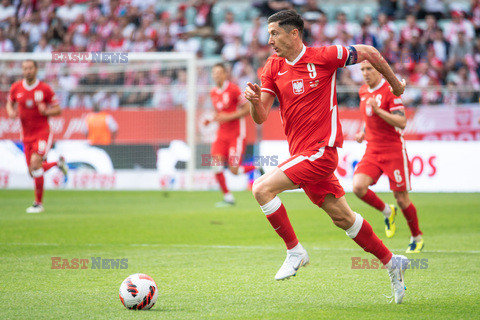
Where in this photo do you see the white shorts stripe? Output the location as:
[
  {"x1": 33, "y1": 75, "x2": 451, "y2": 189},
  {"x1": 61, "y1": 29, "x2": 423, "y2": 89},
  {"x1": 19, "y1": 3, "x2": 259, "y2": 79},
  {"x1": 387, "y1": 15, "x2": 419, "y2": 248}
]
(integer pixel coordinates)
[
  {"x1": 328, "y1": 71, "x2": 337, "y2": 147},
  {"x1": 279, "y1": 147, "x2": 325, "y2": 172},
  {"x1": 400, "y1": 136, "x2": 411, "y2": 190}
]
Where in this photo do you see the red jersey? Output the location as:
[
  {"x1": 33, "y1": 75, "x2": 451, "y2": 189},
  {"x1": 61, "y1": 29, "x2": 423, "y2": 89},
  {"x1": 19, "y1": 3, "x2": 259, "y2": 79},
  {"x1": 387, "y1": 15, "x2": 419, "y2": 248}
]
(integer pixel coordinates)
[
  {"x1": 261, "y1": 45, "x2": 349, "y2": 155},
  {"x1": 210, "y1": 81, "x2": 247, "y2": 139},
  {"x1": 359, "y1": 79, "x2": 405, "y2": 153},
  {"x1": 8, "y1": 79, "x2": 58, "y2": 143}
]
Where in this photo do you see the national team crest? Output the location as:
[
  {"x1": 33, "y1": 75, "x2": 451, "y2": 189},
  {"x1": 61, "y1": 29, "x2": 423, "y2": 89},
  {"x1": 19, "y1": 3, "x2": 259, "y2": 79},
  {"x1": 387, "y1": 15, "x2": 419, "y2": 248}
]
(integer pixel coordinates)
[{"x1": 292, "y1": 79, "x2": 304, "y2": 95}]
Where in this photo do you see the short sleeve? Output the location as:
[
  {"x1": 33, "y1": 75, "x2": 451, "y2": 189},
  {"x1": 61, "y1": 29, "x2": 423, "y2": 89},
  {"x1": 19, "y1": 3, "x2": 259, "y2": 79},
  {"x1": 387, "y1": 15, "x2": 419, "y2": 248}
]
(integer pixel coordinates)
[
  {"x1": 44, "y1": 84, "x2": 59, "y2": 105},
  {"x1": 322, "y1": 45, "x2": 350, "y2": 69},
  {"x1": 260, "y1": 58, "x2": 276, "y2": 97},
  {"x1": 389, "y1": 95, "x2": 405, "y2": 112}
]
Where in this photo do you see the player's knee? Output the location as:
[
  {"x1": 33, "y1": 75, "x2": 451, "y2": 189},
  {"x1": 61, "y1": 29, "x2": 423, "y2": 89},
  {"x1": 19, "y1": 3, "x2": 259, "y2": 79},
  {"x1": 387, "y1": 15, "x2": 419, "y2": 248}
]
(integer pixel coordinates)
[
  {"x1": 252, "y1": 179, "x2": 271, "y2": 202},
  {"x1": 352, "y1": 183, "x2": 367, "y2": 197},
  {"x1": 394, "y1": 192, "x2": 410, "y2": 209},
  {"x1": 331, "y1": 214, "x2": 351, "y2": 230},
  {"x1": 229, "y1": 166, "x2": 239, "y2": 175}
]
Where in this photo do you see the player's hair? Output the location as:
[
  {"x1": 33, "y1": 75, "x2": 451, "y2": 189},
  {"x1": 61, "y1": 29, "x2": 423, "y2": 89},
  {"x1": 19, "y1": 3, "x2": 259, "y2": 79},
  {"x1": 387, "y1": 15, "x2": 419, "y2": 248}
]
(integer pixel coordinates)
[
  {"x1": 268, "y1": 10, "x2": 304, "y2": 36},
  {"x1": 22, "y1": 59, "x2": 38, "y2": 68},
  {"x1": 212, "y1": 62, "x2": 227, "y2": 71}
]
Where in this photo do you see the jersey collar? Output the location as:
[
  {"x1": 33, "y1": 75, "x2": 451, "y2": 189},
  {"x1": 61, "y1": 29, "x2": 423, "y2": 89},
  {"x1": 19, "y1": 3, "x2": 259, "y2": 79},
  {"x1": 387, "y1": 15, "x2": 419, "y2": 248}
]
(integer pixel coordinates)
[
  {"x1": 22, "y1": 79, "x2": 40, "y2": 91},
  {"x1": 367, "y1": 79, "x2": 385, "y2": 93},
  {"x1": 285, "y1": 44, "x2": 306, "y2": 66},
  {"x1": 215, "y1": 81, "x2": 229, "y2": 93}
]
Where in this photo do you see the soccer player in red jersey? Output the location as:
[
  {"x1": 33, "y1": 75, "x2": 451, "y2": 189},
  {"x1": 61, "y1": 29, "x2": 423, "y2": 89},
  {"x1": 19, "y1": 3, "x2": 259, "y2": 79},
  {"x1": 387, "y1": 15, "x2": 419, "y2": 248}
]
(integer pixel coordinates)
[
  {"x1": 6, "y1": 60, "x2": 68, "y2": 213},
  {"x1": 205, "y1": 63, "x2": 260, "y2": 206},
  {"x1": 353, "y1": 60, "x2": 424, "y2": 253},
  {"x1": 244, "y1": 10, "x2": 409, "y2": 303}
]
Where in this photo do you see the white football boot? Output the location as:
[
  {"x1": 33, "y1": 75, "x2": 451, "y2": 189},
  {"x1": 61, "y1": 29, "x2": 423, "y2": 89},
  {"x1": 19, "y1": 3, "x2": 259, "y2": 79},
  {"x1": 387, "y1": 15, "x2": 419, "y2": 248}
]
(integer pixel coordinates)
[
  {"x1": 26, "y1": 202, "x2": 44, "y2": 214},
  {"x1": 387, "y1": 255, "x2": 409, "y2": 304},
  {"x1": 275, "y1": 244, "x2": 310, "y2": 280},
  {"x1": 57, "y1": 156, "x2": 68, "y2": 183}
]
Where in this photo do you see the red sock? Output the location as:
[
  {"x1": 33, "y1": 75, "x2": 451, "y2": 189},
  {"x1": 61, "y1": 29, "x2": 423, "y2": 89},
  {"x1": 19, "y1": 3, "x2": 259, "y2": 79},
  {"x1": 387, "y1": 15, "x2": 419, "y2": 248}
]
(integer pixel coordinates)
[
  {"x1": 360, "y1": 189, "x2": 386, "y2": 212},
  {"x1": 34, "y1": 176, "x2": 44, "y2": 204},
  {"x1": 265, "y1": 203, "x2": 298, "y2": 249},
  {"x1": 42, "y1": 162, "x2": 57, "y2": 172},
  {"x1": 402, "y1": 203, "x2": 422, "y2": 237},
  {"x1": 352, "y1": 218, "x2": 392, "y2": 265},
  {"x1": 215, "y1": 172, "x2": 229, "y2": 194},
  {"x1": 241, "y1": 165, "x2": 256, "y2": 173}
]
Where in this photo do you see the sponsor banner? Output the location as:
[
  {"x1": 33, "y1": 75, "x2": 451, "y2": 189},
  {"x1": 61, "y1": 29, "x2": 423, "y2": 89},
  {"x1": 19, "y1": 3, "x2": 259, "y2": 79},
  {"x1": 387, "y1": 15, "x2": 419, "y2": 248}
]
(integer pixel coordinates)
[{"x1": 259, "y1": 140, "x2": 480, "y2": 192}]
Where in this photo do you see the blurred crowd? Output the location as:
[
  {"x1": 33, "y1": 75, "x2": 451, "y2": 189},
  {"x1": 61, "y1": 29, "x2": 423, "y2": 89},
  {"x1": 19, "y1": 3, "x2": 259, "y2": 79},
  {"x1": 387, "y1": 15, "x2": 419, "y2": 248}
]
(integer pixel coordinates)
[{"x1": 0, "y1": 0, "x2": 479, "y2": 108}]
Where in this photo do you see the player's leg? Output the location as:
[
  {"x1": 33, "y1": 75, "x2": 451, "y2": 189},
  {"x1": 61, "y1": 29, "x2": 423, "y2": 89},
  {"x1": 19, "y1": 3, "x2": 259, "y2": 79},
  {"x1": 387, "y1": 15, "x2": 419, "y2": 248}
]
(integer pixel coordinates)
[
  {"x1": 394, "y1": 191, "x2": 424, "y2": 253},
  {"x1": 227, "y1": 138, "x2": 256, "y2": 176},
  {"x1": 210, "y1": 138, "x2": 233, "y2": 206},
  {"x1": 354, "y1": 158, "x2": 397, "y2": 237},
  {"x1": 319, "y1": 193, "x2": 409, "y2": 303},
  {"x1": 252, "y1": 167, "x2": 309, "y2": 280},
  {"x1": 27, "y1": 152, "x2": 45, "y2": 213}
]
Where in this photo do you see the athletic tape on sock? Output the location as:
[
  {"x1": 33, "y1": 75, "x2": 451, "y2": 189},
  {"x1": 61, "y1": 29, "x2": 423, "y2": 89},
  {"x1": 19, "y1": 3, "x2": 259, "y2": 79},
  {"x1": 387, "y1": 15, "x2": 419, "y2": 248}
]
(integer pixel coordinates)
[
  {"x1": 212, "y1": 164, "x2": 223, "y2": 174},
  {"x1": 31, "y1": 168, "x2": 44, "y2": 178},
  {"x1": 345, "y1": 212, "x2": 364, "y2": 238},
  {"x1": 260, "y1": 196, "x2": 282, "y2": 216}
]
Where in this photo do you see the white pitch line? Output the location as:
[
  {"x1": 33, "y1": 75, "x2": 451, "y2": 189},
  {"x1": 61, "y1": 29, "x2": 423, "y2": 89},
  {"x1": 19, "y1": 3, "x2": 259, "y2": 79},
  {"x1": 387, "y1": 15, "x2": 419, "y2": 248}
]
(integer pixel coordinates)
[{"x1": 1, "y1": 242, "x2": 479, "y2": 254}]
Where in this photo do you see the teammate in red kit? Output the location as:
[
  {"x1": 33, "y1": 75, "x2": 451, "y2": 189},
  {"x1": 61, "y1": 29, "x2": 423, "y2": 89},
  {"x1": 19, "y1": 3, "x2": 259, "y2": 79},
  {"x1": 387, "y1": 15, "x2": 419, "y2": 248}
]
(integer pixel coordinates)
[
  {"x1": 205, "y1": 63, "x2": 261, "y2": 206},
  {"x1": 353, "y1": 60, "x2": 424, "y2": 253},
  {"x1": 6, "y1": 60, "x2": 68, "y2": 213},
  {"x1": 244, "y1": 10, "x2": 409, "y2": 303}
]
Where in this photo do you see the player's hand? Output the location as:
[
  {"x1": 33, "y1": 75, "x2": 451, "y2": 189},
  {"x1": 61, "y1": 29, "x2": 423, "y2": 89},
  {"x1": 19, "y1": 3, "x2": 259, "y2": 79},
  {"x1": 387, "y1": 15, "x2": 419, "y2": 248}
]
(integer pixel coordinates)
[
  {"x1": 367, "y1": 97, "x2": 380, "y2": 114},
  {"x1": 390, "y1": 79, "x2": 406, "y2": 97},
  {"x1": 354, "y1": 131, "x2": 365, "y2": 143},
  {"x1": 6, "y1": 108, "x2": 17, "y2": 119},
  {"x1": 38, "y1": 102, "x2": 47, "y2": 115},
  {"x1": 214, "y1": 113, "x2": 229, "y2": 124},
  {"x1": 244, "y1": 82, "x2": 261, "y2": 106}
]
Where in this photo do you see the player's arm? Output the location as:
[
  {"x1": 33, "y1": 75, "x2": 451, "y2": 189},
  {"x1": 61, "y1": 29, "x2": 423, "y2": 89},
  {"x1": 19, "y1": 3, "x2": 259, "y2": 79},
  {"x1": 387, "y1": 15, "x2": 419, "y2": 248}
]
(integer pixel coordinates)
[
  {"x1": 6, "y1": 100, "x2": 17, "y2": 118},
  {"x1": 367, "y1": 97, "x2": 407, "y2": 129},
  {"x1": 354, "y1": 122, "x2": 366, "y2": 143},
  {"x1": 244, "y1": 82, "x2": 275, "y2": 124},
  {"x1": 349, "y1": 45, "x2": 406, "y2": 97},
  {"x1": 38, "y1": 102, "x2": 61, "y2": 117},
  {"x1": 214, "y1": 101, "x2": 250, "y2": 123}
]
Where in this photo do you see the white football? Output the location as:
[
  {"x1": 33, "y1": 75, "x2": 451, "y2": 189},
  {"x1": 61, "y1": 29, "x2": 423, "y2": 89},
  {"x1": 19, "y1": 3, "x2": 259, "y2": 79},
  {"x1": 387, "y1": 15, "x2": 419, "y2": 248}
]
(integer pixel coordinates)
[{"x1": 119, "y1": 273, "x2": 158, "y2": 310}]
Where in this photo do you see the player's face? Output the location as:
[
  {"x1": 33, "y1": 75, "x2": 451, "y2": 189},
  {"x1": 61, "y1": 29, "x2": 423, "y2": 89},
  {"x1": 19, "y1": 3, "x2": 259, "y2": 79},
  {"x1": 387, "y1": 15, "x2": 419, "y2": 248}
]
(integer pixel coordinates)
[
  {"x1": 268, "y1": 22, "x2": 295, "y2": 58},
  {"x1": 360, "y1": 61, "x2": 381, "y2": 87},
  {"x1": 212, "y1": 66, "x2": 227, "y2": 87},
  {"x1": 22, "y1": 61, "x2": 37, "y2": 83}
]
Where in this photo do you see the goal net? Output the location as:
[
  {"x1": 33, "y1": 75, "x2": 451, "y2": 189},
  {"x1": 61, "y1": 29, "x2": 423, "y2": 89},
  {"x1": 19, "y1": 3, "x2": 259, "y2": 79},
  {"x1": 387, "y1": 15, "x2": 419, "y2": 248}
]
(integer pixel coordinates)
[{"x1": 0, "y1": 52, "x2": 203, "y2": 190}]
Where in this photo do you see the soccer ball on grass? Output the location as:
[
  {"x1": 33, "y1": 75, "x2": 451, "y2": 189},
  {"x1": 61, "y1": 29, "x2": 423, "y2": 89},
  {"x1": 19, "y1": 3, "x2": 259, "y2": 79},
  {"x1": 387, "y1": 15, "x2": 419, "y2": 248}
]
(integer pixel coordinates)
[{"x1": 119, "y1": 273, "x2": 158, "y2": 310}]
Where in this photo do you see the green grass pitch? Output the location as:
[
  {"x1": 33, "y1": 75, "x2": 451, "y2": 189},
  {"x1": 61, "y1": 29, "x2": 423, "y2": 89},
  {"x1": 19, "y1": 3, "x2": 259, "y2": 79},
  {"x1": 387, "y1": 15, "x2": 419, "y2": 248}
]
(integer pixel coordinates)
[{"x1": 1, "y1": 190, "x2": 479, "y2": 319}]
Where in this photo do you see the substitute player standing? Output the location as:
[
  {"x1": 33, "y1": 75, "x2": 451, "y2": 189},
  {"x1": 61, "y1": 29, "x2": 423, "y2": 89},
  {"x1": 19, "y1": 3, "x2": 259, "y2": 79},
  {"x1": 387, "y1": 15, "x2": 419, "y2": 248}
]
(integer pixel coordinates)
[
  {"x1": 6, "y1": 60, "x2": 68, "y2": 213},
  {"x1": 205, "y1": 63, "x2": 260, "y2": 207},
  {"x1": 244, "y1": 10, "x2": 409, "y2": 303},
  {"x1": 353, "y1": 60, "x2": 424, "y2": 253}
]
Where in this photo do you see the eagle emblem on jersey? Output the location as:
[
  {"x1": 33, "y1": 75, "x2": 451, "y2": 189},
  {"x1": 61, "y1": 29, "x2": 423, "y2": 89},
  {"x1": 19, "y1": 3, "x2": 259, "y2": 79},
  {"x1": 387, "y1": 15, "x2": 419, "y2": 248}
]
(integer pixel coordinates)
[{"x1": 292, "y1": 79, "x2": 304, "y2": 95}]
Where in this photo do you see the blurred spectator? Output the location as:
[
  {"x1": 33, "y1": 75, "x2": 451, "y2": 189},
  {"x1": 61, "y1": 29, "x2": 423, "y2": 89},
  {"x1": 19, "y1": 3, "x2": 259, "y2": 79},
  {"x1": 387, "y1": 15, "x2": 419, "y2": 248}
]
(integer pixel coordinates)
[
  {"x1": 422, "y1": 14, "x2": 438, "y2": 44},
  {"x1": 445, "y1": 10, "x2": 475, "y2": 43},
  {"x1": 106, "y1": 30, "x2": 127, "y2": 52},
  {"x1": 232, "y1": 57, "x2": 256, "y2": 89},
  {"x1": 129, "y1": 30, "x2": 155, "y2": 52},
  {"x1": 333, "y1": 30, "x2": 352, "y2": 47},
  {"x1": 244, "y1": 16, "x2": 269, "y2": 46},
  {"x1": 20, "y1": 12, "x2": 48, "y2": 47},
  {"x1": 33, "y1": 36, "x2": 53, "y2": 52},
  {"x1": 0, "y1": 0, "x2": 15, "y2": 27},
  {"x1": 15, "y1": 33, "x2": 31, "y2": 52},
  {"x1": 83, "y1": 104, "x2": 119, "y2": 145},
  {"x1": 172, "y1": 69, "x2": 188, "y2": 109},
  {"x1": 407, "y1": 30, "x2": 426, "y2": 63},
  {"x1": 68, "y1": 15, "x2": 89, "y2": 49},
  {"x1": 93, "y1": 91, "x2": 120, "y2": 110},
  {"x1": 474, "y1": 37, "x2": 480, "y2": 78},
  {"x1": 354, "y1": 21, "x2": 379, "y2": 49},
  {"x1": 218, "y1": 11, "x2": 243, "y2": 45},
  {"x1": 332, "y1": 11, "x2": 359, "y2": 39},
  {"x1": 453, "y1": 65, "x2": 476, "y2": 103},
  {"x1": 46, "y1": 13, "x2": 65, "y2": 44},
  {"x1": 429, "y1": 27, "x2": 449, "y2": 62},
  {"x1": 376, "y1": 13, "x2": 398, "y2": 48},
  {"x1": 38, "y1": 0, "x2": 55, "y2": 25},
  {"x1": 400, "y1": 14, "x2": 423, "y2": 45},
  {"x1": 254, "y1": 0, "x2": 293, "y2": 17},
  {"x1": 173, "y1": 29, "x2": 201, "y2": 55},
  {"x1": 472, "y1": 0, "x2": 480, "y2": 36},
  {"x1": 158, "y1": 33, "x2": 174, "y2": 51},
  {"x1": 424, "y1": 0, "x2": 445, "y2": 19},
  {"x1": 443, "y1": 80, "x2": 459, "y2": 105},
  {"x1": 85, "y1": 0, "x2": 102, "y2": 25},
  {"x1": 300, "y1": 0, "x2": 324, "y2": 17},
  {"x1": 86, "y1": 33, "x2": 104, "y2": 52},
  {"x1": 447, "y1": 31, "x2": 473, "y2": 70},
  {"x1": 404, "y1": 0, "x2": 423, "y2": 18},
  {"x1": 56, "y1": 0, "x2": 84, "y2": 27},
  {"x1": 17, "y1": 0, "x2": 34, "y2": 24},
  {"x1": 378, "y1": 0, "x2": 398, "y2": 18},
  {"x1": 222, "y1": 36, "x2": 248, "y2": 62},
  {"x1": 130, "y1": 0, "x2": 156, "y2": 12},
  {"x1": 0, "y1": 28, "x2": 14, "y2": 52},
  {"x1": 69, "y1": 92, "x2": 93, "y2": 109},
  {"x1": 191, "y1": 0, "x2": 216, "y2": 36},
  {"x1": 95, "y1": 16, "x2": 116, "y2": 41}
]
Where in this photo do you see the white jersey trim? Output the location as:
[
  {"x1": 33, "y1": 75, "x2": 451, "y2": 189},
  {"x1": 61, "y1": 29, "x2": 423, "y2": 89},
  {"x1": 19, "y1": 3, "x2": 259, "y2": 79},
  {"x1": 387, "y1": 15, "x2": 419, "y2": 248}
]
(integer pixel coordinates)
[
  {"x1": 285, "y1": 45, "x2": 306, "y2": 66},
  {"x1": 367, "y1": 79, "x2": 386, "y2": 93},
  {"x1": 261, "y1": 88, "x2": 276, "y2": 97},
  {"x1": 328, "y1": 70, "x2": 337, "y2": 147},
  {"x1": 279, "y1": 147, "x2": 326, "y2": 172},
  {"x1": 22, "y1": 79, "x2": 40, "y2": 91}
]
